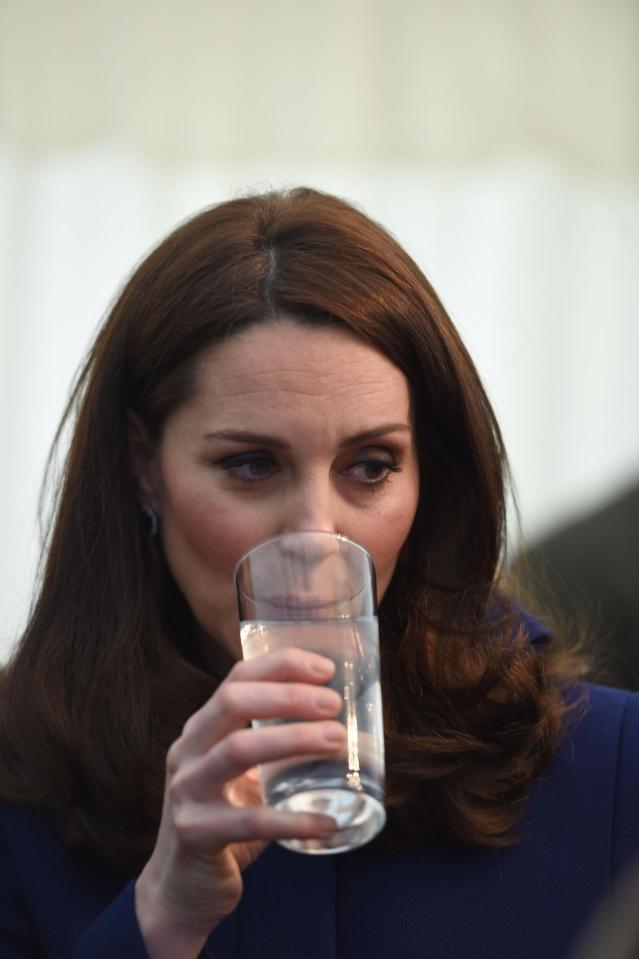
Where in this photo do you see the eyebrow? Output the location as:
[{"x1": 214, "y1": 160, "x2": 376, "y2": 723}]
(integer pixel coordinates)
[{"x1": 204, "y1": 423, "x2": 412, "y2": 448}]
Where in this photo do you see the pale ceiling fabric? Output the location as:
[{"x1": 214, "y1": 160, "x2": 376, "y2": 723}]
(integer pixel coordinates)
[{"x1": 1, "y1": 1, "x2": 637, "y2": 659}]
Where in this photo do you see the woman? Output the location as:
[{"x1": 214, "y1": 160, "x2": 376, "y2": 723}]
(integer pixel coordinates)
[{"x1": 0, "y1": 187, "x2": 637, "y2": 959}]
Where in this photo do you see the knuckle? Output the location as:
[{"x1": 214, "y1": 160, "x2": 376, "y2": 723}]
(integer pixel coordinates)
[
  {"x1": 286, "y1": 684, "x2": 310, "y2": 712},
  {"x1": 181, "y1": 714, "x2": 198, "y2": 740},
  {"x1": 172, "y1": 807, "x2": 200, "y2": 845},
  {"x1": 236, "y1": 805, "x2": 266, "y2": 839},
  {"x1": 295, "y1": 723, "x2": 318, "y2": 747},
  {"x1": 166, "y1": 737, "x2": 184, "y2": 775},
  {"x1": 214, "y1": 683, "x2": 236, "y2": 713},
  {"x1": 228, "y1": 659, "x2": 249, "y2": 681},
  {"x1": 279, "y1": 646, "x2": 304, "y2": 669},
  {"x1": 278, "y1": 683, "x2": 299, "y2": 709},
  {"x1": 223, "y1": 730, "x2": 251, "y2": 767},
  {"x1": 167, "y1": 772, "x2": 188, "y2": 808}
]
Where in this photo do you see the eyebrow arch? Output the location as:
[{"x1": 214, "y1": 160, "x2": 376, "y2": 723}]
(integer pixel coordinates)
[{"x1": 204, "y1": 423, "x2": 412, "y2": 448}]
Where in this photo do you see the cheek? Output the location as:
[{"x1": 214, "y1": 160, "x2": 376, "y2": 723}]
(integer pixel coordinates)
[
  {"x1": 162, "y1": 492, "x2": 259, "y2": 587},
  {"x1": 159, "y1": 490, "x2": 270, "y2": 655},
  {"x1": 368, "y1": 524, "x2": 410, "y2": 594},
  {"x1": 361, "y1": 489, "x2": 419, "y2": 596}
]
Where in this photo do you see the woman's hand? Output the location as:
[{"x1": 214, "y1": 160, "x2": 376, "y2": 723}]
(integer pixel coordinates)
[{"x1": 135, "y1": 647, "x2": 345, "y2": 959}]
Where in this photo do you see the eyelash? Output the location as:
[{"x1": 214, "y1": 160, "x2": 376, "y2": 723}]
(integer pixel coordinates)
[{"x1": 216, "y1": 451, "x2": 401, "y2": 491}]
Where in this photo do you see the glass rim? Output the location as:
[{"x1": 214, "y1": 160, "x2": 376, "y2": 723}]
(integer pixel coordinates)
[{"x1": 232, "y1": 530, "x2": 374, "y2": 584}]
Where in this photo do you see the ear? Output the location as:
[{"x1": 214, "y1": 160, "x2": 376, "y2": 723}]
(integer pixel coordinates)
[{"x1": 127, "y1": 409, "x2": 160, "y2": 506}]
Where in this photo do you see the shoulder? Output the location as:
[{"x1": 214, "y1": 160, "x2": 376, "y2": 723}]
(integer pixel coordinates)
[
  {"x1": 551, "y1": 682, "x2": 639, "y2": 783},
  {"x1": 560, "y1": 682, "x2": 639, "y2": 765},
  {"x1": 530, "y1": 683, "x2": 639, "y2": 880},
  {"x1": 0, "y1": 799, "x2": 45, "y2": 952},
  {"x1": 573, "y1": 684, "x2": 639, "y2": 875},
  {"x1": 0, "y1": 797, "x2": 74, "y2": 887},
  {"x1": 0, "y1": 799, "x2": 143, "y2": 957}
]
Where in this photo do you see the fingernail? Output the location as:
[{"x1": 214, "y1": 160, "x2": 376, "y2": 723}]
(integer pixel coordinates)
[
  {"x1": 315, "y1": 689, "x2": 340, "y2": 711},
  {"x1": 311, "y1": 657, "x2": 334, "y2": 676},
  {"x1": 324, "y1": 723, "x2": 346, "y2": 742},
  {"x1": 316, "y1": 816, "x2": 338, "y2": 834}
]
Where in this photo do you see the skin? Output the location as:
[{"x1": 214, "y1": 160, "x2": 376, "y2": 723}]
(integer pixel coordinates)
[{"x1": 129, "y1": 318, "x2": 420, "y2": 957}]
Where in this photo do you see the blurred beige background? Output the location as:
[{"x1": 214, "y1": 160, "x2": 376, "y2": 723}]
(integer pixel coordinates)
[{"x1": 1, "y1": 0, "x2": 638, "y2": 659}]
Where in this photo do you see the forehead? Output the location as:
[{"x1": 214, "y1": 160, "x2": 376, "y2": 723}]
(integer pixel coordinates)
[{"x1": 188, "y1": 319, "x2": 412, "y2": 416}]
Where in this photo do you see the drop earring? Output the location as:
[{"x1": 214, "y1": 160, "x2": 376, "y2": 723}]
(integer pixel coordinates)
[{"x1": 140, "y1": 504, "x2": 159, "y2": 540}]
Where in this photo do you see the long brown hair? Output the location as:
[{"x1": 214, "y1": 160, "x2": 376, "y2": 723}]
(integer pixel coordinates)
[{"x1": 0, "y1": 188, "x2": 583, "y2": 868}]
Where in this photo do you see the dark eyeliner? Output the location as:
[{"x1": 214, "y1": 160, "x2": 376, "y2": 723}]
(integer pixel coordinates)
[
  {"x1": 216, "y1": 450, "x2": 273, "y2": 468},
  {"x1": 346, "y1": 455, "x2": 402, "y2": 490},
  {"x1": 215, "y1": 450, "x2": 277, "y2": 483}
]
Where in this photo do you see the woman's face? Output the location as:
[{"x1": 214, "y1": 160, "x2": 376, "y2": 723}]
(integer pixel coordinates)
[{"x1": 133, "y1": 319, "x2": 420, "y2": 664}]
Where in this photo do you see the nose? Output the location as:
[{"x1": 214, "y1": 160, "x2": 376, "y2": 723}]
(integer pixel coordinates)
[
  {"x1": 280, "y1": 475, "x2": 340, "y2": 538},
  {"x1": 276, "y1": 476, "x2": 344, "y2": 569},
  {"x1": 278, "y1": 530, "x2": 342, "y2": 569}
]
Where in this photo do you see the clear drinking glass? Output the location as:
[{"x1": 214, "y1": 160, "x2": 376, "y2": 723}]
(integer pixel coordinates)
[{"x1": 235, "y1": 531, "x2": 386, "y2": 854}]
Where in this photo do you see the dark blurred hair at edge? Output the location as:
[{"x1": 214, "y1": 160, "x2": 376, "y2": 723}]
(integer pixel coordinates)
[{"x1": 0, "y1": 188, "x2": 586, "y2": 870}]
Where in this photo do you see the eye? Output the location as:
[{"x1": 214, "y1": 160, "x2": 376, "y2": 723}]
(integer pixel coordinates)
[
  {"x1": 216, "y1": 451, "x2": 279, "y2": 483},
  {"x1": 342, "y1": 455, "x2": 401, "y2": 488}
]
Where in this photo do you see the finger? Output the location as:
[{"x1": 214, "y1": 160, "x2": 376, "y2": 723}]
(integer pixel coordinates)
[
  {"x1": 226, "y1": 646, "x2": 336, "y2": 683},
  {"x1": 173, "y1": 680, "x2": 343, "y2": 762},
  {"x1": 173, "y1": 799, "x2": 339, "y2": 853},
  {"x1": 169, "y1": 647, "x2": 335, "y2": 770},
  {"x1": 174, "y1": 720, "x2": 346, "y2": 799}
]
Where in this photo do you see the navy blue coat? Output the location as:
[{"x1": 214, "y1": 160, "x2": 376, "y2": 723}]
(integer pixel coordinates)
[{"x1": 1, "y1": 680, "x2": 639, "y2": 958}]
